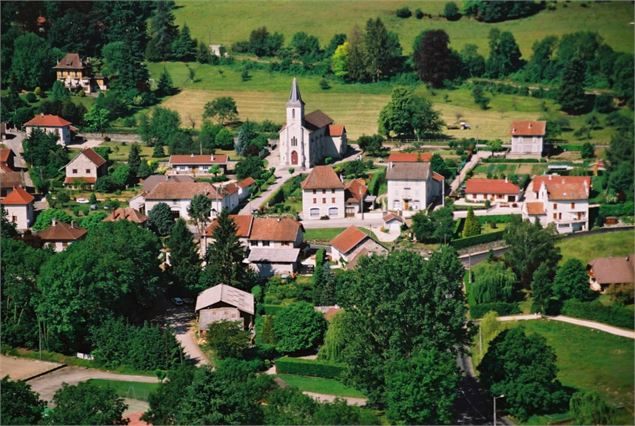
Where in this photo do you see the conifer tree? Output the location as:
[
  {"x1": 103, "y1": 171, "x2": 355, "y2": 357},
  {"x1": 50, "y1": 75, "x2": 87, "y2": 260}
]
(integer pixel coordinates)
[
  {"x1": 127, "y1": 143, "x2": 141, "y2": 179},
  {"x1": 172, "y1": 24, "x2": 197, "y2": 61},
  {"x1": 146, "y1": 1, "x2": 178, "y2": 61},
  {"x1": 462, "y1": 207, "x2": 481, "y2": 237},
  {"x1": 558, "y1": 57, "x2": 588, "y2": 114},
  {"x1": 156, "y1": 68, "x2": 174, "y2": 97},
  {"x1": 168, "y1": 219, "x2": 201, "y2": 293}
]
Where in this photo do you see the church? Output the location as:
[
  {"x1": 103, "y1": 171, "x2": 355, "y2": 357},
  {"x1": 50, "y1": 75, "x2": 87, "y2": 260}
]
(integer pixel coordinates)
[{"x1": 279, "y1": 78, "x2": 347, "y2": 169}]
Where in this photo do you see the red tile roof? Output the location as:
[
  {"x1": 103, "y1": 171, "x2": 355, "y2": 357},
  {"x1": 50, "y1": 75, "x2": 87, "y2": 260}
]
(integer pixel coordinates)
[
  {"x1": 37, "y1": 222, "x2": 87, "y2": 241},
  {"x1": 511, "y1": 120, "x2": 546, "y2": 136},
  {"x1": 0, "y1": 149, "x2": 12, "y2": 163},
  {"x1": 205, "y1": 214, "x2": 254, "y2": 238},
  {"x1": 222, "y1": 182, "x2": 239, "y2": 195},
  {"x1": 345, "y1": 179, "x2": 367, "y2": 204},
  {"x1": 432, "y1": 171, "x2": 444, "y2": 182},
  {"x1": 249, "y1": 217, "x2": 302, "y2": 242},
  {"x1": 169, "y1": 154, "x2": 228, "y2": 165},
  {"x1": 465, "y1": 178, "x2": 520, "y2": 195},
  {"x1": 328, "y1": 124, "x2": 345, "y2": 137},
  {"x1": 64, "y1": 177, "x2": 97, "y2": 185},
  {"x1": 104, "y1": 208, "x2": 148, "y2": 224},
  {"x1": 525, "y1": 201, "x2": 545, "y2": 215},
  {"x1": 532, "y1": 176, "x2": 591, "y2": 193},
  {"x1": 387, "y1": 151, "x2": 432, "y2": 163},
  {"x1": 1, "y1": 187, "x2": 34, "y2": 205},
  {"x1": 383, "y1": 212, "x2": 405, "y2": 224},
  {"x1": 238, "y1": 177, "x2": 256, "y2": 189},
  {"x1": 24, "y1": 114, "x2": 72, "y2": 127},
  {"x1": 54, "y1": 53, "x2": 84, "y2": 69},
  {"x1": 545, "y1": 182, "x2": 589, "y2": 201},
  {"x1": 79, "y1": 148, "x2": 107, "y2": 167},
  {"x1": 301, "y1": 166, "x2": 344, "y2": 190},
  {"x1": 330, "y1": 226, "x2": 368, "y2": 255}
]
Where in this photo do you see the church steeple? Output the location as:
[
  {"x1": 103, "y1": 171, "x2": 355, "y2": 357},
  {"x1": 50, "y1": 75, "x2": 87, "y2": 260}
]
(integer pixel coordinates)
[{"x1": 287, "y1": 77, "x2": 304, "y2": 107}]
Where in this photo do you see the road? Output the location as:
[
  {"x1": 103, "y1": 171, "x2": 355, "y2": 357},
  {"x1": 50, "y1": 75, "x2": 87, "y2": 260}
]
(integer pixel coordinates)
[{"x1": 161, "y1": 306, "x2": 210, "y2": 366}]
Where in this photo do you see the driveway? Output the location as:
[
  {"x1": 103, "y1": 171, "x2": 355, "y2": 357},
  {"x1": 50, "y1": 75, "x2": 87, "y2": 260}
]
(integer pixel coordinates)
[{"x1": 161, "y1": 306, "x2": 210, "y2": 366}]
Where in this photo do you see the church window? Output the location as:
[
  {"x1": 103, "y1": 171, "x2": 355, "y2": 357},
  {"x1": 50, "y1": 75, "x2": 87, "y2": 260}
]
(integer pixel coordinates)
[
  {"x1": 292, "y1": 109, "x2": 295, "y2": 119},
  {"x1": 291, "y1": 137, "x2": 297, "y2": 147}
]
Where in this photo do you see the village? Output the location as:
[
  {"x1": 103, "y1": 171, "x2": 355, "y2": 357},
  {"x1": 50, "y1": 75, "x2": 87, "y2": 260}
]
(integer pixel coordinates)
[{"x1": 1, "y1": 1, "x2": 634, "y2": 426}]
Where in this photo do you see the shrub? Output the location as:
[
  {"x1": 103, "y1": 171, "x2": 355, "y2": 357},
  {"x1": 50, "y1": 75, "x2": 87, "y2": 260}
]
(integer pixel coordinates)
[
  {"x1": 395, "y1": 6, "x2": 412, "y2": 18},
  {"x1": 274, "y1": 302, "x2": 327, "y2": 353},
  {"x1": 599, "y1": 202, "x2": 634, "y2": 217},
  {"x1": 275, "y1": 357, "x2": 345, "y2": 379},
  {"x1": 450, "y1": 230, "x2": 505, "y2": 249},
  {"x1": 415, "y1": 8, "x2": 424, "y2": 19},
  {"x1": 319, "y1": 78, "x2": 330, "y2": 90},
  {"x1": 205, "y1": 320, "x2": 250, "y2": 359},
  {"x1": 470, "y1": 302, "x2": 521, "y2": 318},
  {"x1": 25, "y1": 92, "x2": 37, "y2": 103},
  {"x1": 444, "y1": 2, "x2": 460, "y2": 20},
  {"x1": 561, "y1": 300, "x2": 634, "y2": 329}
]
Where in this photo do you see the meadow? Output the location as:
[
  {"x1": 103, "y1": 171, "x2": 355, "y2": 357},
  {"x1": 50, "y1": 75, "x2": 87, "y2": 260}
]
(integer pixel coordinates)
[
  {"x1": 555, "y1": 229, "x2": 634, "y2": 264},
  {"x1": 173, "y1": 1, "x2": 634, "y2": 57}
]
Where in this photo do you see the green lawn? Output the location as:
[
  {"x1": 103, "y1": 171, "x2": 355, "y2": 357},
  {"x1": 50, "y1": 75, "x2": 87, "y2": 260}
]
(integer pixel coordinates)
[
  {"x1": 277, "y1": 374, "x2": 365, "y2": 398},
  {"x1": 556, "y1": 229, "x2": 634, "y2": 264},
  {"x1": 517, "y1": 320, "x2": 634, "y2": 424},
  {"x1": 100, "y1": 141, "x2": 165, "y2": 162},
  {"x1": 304, "y1": 227, "x2": 373, "y2": 242},
  {"x1": 86, "y1": 379, "x2": 159, "y2": 402},
  {"x1": 174, "y1": 1, "x2": 633, "y2": 56},
  {"x1": 471, "y1": 162, "x2": 548, "y2": 178}
]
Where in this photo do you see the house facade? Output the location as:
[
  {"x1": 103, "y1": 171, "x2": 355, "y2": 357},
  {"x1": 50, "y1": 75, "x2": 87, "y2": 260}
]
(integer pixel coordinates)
[
  {"x1": 24, "y1": 114, "x2": 73, "y2": 146},
  {"x1": 510, "y1": 120, "x2": 546, "y2": 157},
  {"x1": 246, "y1": 217, "x2": 304, "y2": 277},
  {"x1": 64, "y1": 148, "x2": 107, "y2": 187},
  {"x1": 237, "y1": 177, "x2": 256, "y2": 201},
  {"x1": 386, "y1": 161, "x2": 444, "y2": 213},
  {"x1": 301, "y1": 166, "x2": 345, "y2": 219},
  {"x1": 36, "y1": 221, "x2": 87, "y2": 252},
  {"x1": 279, "y1": 78, "x2": 347, "y2": 169},
  {"x1": 54, "y1": 52, "x2": 107, "y2": 94},
  {"x1": 465, "y1": 178, "x2": 520, "y2": 204},
  {"x1": 144, "y1": 181, "x2": 238, "y2": 220},
  {"x1": 168, "y1": 154, "x2": 228, "y2": 176},
  {"x1": 1, "y1": 186, "x2": 34, "y2": 230}
]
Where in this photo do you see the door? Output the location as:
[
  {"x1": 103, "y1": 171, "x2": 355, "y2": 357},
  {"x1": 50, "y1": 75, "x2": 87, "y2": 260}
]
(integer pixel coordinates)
[{"x1": 291, "y1": 150, "x2": 298, "y2": 165}]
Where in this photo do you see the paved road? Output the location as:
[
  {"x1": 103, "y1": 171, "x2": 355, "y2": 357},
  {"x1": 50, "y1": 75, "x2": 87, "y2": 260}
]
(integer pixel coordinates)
[{"x1": 162, "y1": 306, "x2": 210, "y2": 366}]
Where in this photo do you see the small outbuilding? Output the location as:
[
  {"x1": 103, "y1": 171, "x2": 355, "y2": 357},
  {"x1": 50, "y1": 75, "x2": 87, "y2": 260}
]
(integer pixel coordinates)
[
  {"x1": 195, "y1": 284, "x2": 255, "y2": 333},
  {"x1": 587, "y1": 255, "x2": 635, "y2": 292},
  {"x1": 330, "y1": 226, "x2": 386, "y2": 265}
]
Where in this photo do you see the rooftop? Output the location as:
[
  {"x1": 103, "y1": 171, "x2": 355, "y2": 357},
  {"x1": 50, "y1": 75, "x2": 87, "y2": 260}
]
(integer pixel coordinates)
[
  {"x1": 145, "y1": 181, "x2": 223, "y2": 200},
  {"x1": 387, "y1": 151, "x2": 432, "y2": 163},
  {"x1": 1, "y1": 186, "x2": 34, "y2": 205},
  {"x1": 104, "y1": 208, "x2": 148, "y2": 224},
  {"x1": 386, "y1": 162, "x2": 430, "y2": 181},
  {"x1": 195, "y1": 284, "x2": 254, "y2": 315},
  {"x1": 304, "y1": 110, "x2": 333, "y2": 130},
  {"x1": 248, "y1": 247, "x2": 301, "y2": 263},
  {"x1": 249, "y1": 217, "x2": 302, "y2": 242},
  {"x1": 301, "y1": 166, "x2": 344, "y2": 190},
  {"x1": 141, "y1": 175, "x2": 194, "y2": 194},
  {"x1": 330, "y1": 226, "x2": 369, "y2": 255},
  {"x1": 511, "y1": 120, "x2": 547, "y2": 136},
  {"x1": 204, "y1": 214, "x2": 254, "y2": 238},
  {"x1": 53, "y1": 53, "x2": 84, "y2": 70},
  {"x1": 465, "y1": 178, "x2": 520, "y2": 195},
  {"x1": 588, "y1": 255, "x2": 635, "y2": 285},
  {"x1": 77, "y1": 148, "x2": 106, "y2": 167},
  {"x1": 37, "y1": 221, "x2": 87, "y2": 241},
  {"x1": 169, "y1": 154, "x2": 228, "y2": 165},
  {"x1": 24, "y1": 114, "x2": 72, "y2": 127}
]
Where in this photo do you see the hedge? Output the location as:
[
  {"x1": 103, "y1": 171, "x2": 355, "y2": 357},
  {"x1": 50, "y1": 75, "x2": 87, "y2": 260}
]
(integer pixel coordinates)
[
  {"x1": 477, "y1": 214, "x2": 521, "y2": 224},
  {"x1": 561, "y1": 300, "x2": 634, "y2": 330},
  {"x1": 450, "y1": 230, "x2": 505, "y2": 249},
  {"x1": 275, "y1": 357, "x2": 345, "y2": 379},
  {"x1": 263, "y1": 304, "x2": 285, "y2": 315},
  {"x1": 470, "y1": 302, "x2": 521, "y2": 319},
  {"x1": 599, "y1": 202, "x2": 634, "y2": 217},
  {"x1": 481, "y1": 158, "x2": 544, "y2": 164}
]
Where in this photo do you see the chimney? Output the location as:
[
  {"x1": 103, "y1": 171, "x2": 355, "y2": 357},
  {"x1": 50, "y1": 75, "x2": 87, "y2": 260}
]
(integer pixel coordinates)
[
  {"x1": 505, "y1": 177, "x2": 508, "y2": 183},
  {"x1": 211, "y1": 155, "x2": 215, "y2": 161},
  {"x1": 528, "y1": 122, "x2": 533, "y2": 128},
  {"x1": 548, "y1": 175, "x2": 552, "y2": 181},
  {"x1": 190, "y1": 153, "x2": 194, "y2": 157}
]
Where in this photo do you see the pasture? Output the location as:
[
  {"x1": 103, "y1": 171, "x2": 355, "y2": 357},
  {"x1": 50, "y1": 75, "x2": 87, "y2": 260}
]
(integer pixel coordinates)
[{"x1": 556, "y1": 229, "x2": 634, "y2": 264}]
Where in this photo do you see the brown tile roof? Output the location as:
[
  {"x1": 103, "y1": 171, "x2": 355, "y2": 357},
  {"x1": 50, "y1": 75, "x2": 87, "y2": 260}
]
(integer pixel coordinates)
[
  {"x1": 546, "y1": 182, "x2": 589, "y2": 201},
  {"x1": 204, "y1": 214, "x2": 254, "y2": 238},
  {"x1": 511, "y1": 120, "x2": 546, "y2": 136},
  {"x1": 1, "y1": 187, "x2": 34, "y2": 205},
  {"x1": 222, "y1": 182, "x2": 239, "y2": 195},
  {"x1": 301, "y1": 166, "x2": 344, "y2": 190},
  {"x1": 466, "y1": 178, "x2": 520, "y2": 195},
  {"x1": 79, "y1": 148, "x2": 107, "y2": 167},
  {"x1": 345, "y1": 178, "x2": 367, "y2": 204},
  {"x1": 53, "y1": 53, "x2": 84, "y2": 70},
  {"x1": 588, "y1": 255, "x2": 635, "y2": 285},
  {"x1": 532, "y1": 176, "x2": 591, "y2": 193},
  {"x1": 387, "y1": 151, "x2": 432, "y2": 163},
  {"x1": 64, "y1": 177, "x2": 97, "y2": 185},
  {"x1": 525, "y1": 201, "x2": 545, "y2": 215},
  {"x1": 432, "y1": 171, "x2": 444, "y2": 182},
  {"x1": 169, "y1": 154, "x2": 228, "y2": 165},
  {"x1": 145, "y1": 181, "x2": 223, "y2": 200},
  {"x1": 386, "y1": 162, "x2": 430, "y2": 181},
  {"x1": 24, "y1": 114, "x2": 72, "y2": 127},
  {"x1": 304, "y1": 110, "x2": 333, "y2": 130},
  {"x1": 383, "y1": 212, "x2": 405, "y2": 224},
  {"x1": 37, "y1": 222, "x2": 87, "y2": 241},
  {"x1": 0, "y1": 149, "x2": 13, "y2": 163},
  {"x1": 141, "y1": 175, "x2": 194, "y2": 193},
  {"x1": 104, "y1": 207, "x2": 148, "y2": 224},
  {"x1": 330, "y1": 226, "x2": 368, "y2": 255},
  {"x1": 238, "y1": 177, "x2": 256, "y2": 188},
  {"x1": 328, "y1": 124, "x2": 345, "y2": 137},
  {"x1": 0, "y1": 168, "x2": 25, "y2": 189},
  {"x1": 249, "y1": 217, "x2": 302, "y2": 242}
]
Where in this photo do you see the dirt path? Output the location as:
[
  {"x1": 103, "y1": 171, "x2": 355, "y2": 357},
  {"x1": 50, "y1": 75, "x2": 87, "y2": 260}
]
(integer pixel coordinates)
[{"x1": 496, "y1": 313, "x2": 635, "y2": 339}]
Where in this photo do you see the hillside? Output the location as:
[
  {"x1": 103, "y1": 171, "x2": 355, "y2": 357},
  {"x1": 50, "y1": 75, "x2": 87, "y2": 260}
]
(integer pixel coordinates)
[{"x1": 174, "y1": 0, "x2": 634, "y2": 56}]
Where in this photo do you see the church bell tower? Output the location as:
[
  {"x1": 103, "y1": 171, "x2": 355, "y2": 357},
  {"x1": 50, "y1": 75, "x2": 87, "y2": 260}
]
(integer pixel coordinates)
[{"x1": 286, "y1": 77, "x2": 304, "y2": 125}]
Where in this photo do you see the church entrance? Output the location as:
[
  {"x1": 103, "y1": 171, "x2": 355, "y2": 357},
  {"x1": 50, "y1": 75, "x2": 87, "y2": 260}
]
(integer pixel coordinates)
[{"x1": 291, "y1": 150, "x2": 298, "y2": 165}]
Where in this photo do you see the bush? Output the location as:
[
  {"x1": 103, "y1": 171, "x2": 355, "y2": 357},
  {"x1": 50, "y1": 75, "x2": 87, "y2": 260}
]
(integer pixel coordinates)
[
  {"x1": 25, "y1": 92, "x2": 37, "y2": 103},
  {"x1": 205, "y1": 320, "x2": 250, "y2": 359},
  {"x1": 263, "y1": 304, "x2": 285, "y2": 315},
  {"x1": 275, "y1": 357, "x2": 345, "y2": 379},
  {"x1": 599, "y1": 202, "x2": 634, "y2": 217},
  {"x1": 470, "y1": 302, "x2": 521, "y2": 319},
  {"x1": 444, "y1": 2, "x2": 461, "y2": 20},
  {"x1": 561, "y1": 300, "x2": 634, "y2": 329},
  {"x1": 415, "y1": 8, "x2": 424, "y2": 19},
  {"x1": 274, "y1": 302, "x2": 327, "y2": 353},
  {"x1": 395, "y1": 6, "x2": 412, "y2": 18},
  {"x1": 450, "y1": 230, "x2": 505, "y2": 249},
  {"x1": 319, "y1": 78, "x2": 330, "y2": 90}
]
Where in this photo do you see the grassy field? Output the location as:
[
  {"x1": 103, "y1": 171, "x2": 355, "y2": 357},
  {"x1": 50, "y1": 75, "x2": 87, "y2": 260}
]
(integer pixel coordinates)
[
  {"x1": 471, "y1": 162, "x2": 548, "y2": 178},
  {"x1": 174, "y1": 1, "x2": 634, "y2": 57},
  {"x1": 86, "y1": 379, "x2": 159, "y2": 401},
  {"x1": 518, "y1": 320, "x2": 634, "y2": 424},
  {"x1": 556, "y1": 229, "x2": 634, "y2": 264},
  {"x1": 277, "y1": 374, "x2": 365, "y2": 398}
]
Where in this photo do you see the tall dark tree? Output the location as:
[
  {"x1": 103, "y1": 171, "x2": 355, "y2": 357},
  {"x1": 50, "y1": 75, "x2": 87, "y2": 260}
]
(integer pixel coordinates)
[
  {"x1": 364, "y1": 18, "x2": 402, "y2": 81},
  {"x1": 98, "y1": 1, "x2": 150, "y2": 54},
  {"x1": 188, "y1": 194, "x2": 212, "y2": 233},
  {"x1": 127, "y1": 143, "x2": 142, "y2": 179},
  {"x1": 460, "y1": 44, "x2": 486, "y2": 77},
  {"x1": 0, "y1": 377, "x2": 46, "y2": 425},
  {"x1": 413, "y1": 30, "x2": 457, "y2": 87},
  {"x1": 143, "y1": 364, "x2": 197, "y2": 425},
  {"x1": 168, "y1": 219, "x2": 201, "y2": 293},
  {"x1": 558, "y1": 57, "x2": 588, "y2": 115},
  {"x1": 146, "y1": 1, "x2": 179, "y2": 61},
  {"x1": 553, "y1": 258, "x2": 597, "y2": 302},
  {"x1": 196, "y1": 41, "x2": 211, "y2": 64},
  {"x1": 148, "y1": 202, "x2": 175, "y2": 236},
  {"x1": 156, "y1": 67, "x2": 175, "y2": 97},
  {"x1": 523, "y1": 36, "x2": 559, "y2": 82},
  {"x1": 606, "y1": 126, "x2": 634, "y2": 200},
  {"x1": 531, "y1": 263, "x2": 554, "y2": 314},
  {"x1": 10, "y1": 32, "x2": 58, "y2": 90},
  {"x1": 172, "y1": 24, "x2": 197, "y2": 61},
  {"x1": 346, "y1": 25, "x2": 369, "y2": 82},
  {"x1": 486, "y1": 29, "x2": 523, "y2": 78},
  {"x1": 102, "y1": 41, "x2": 149, "y2": 92}
]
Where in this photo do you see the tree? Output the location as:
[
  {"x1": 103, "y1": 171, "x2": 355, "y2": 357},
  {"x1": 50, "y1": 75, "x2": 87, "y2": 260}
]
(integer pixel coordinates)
[
  {"x1": 523, "y1": 36, "x2": 559, "y2": 82},
  {"x1": 172, "y1": 24, "x2": 197, "y2": 61},
  {"x1": 10, "y1": 33, "x2": 56, "y2": 90},
  {"x1": 346, "y1": 25, "x2": 370, "y2": 82},
  {"x1": 196, "y1": 41, "x2": 211, "y2": 64},
  {"x1": 203, "y1": 96, "x2": 238, "y2": 125},
  {"x1": 340, "y1": 248, "x2": 470, "y2": 403},
  {"x1": 138, "y1": 106, "x2": 181, "y2": 148},
  {"x1": 331, "y1": 41, "x2": 350, "y2": 79},
  {"x1": 235, "y1": 156, "x2": 265, "y2": 180},
  {"x1": 486, "y1": 29, "x2": 523, "y2": 78},
  {"x1": 50, "y1": 80, "x2": 71, "y2": 102},
  {"x1": 503, "y1": 217, "x2": 561, "y2": 289},
  {"x1": 156, "y1": 67, "x2": 175, "y2": 97},
  {"x1": 143, "y1": 364, "x2": 197, "y2": 425},
  {"x1": 558, "y1": 58, "x2": 588, "y2": 115},
  {"x1": 48, "y1": 382, "x2": 128, "y2": 425},
  {"x1": 188, "y1": 194, "x2": 212, "y2": 232},
  {"x1": 356, "y1": 134, "x2": 385, "y2": 156},
  {"x1": 580, "y1": 142, "x2": 594, "y2": 159},
  {"x1": 0, "y1": 376, "x2": 45, "y2": 425},
  {"x1": 263, "y1": 387, "x2": 317, "y2": 425},
  {"x1": 412, "y1": 29, "x2": 458, "y2": 87},
  {"x1": 312, "y1": 250, "x2": 337, "y2": 305},
  {"x1": 472, "y1": 85, "x2": 490, "y2": 109},
  {"x1": 148, "y1": 203, "x2": 175, "y2": 237},
  {"x1": 1, "y1": 206, "x2": 18, "y2": 239},
  {"x1": 23, "y1": 128, "x2": 69, "y2": 183},
  {"x1": 386, "y1": 349, "x2": 460, "y2": 424},
  {"x1": 102, "y1": 41, "x2": 149, "y2": 92},
  {"x1": 31, "y1": 208, "x2": 73, "y2": 232},
  {"x1": 531, "y1": 263, "x2": 554, "y2": 314},
  {"x1": 145, "y1": 0, "x2": 178, "y2": 61},
  {"x1": 463, "y1": 207, "x2": 481, "y2": 237},
  {"x1": 378, "y1": 87, "x2": 443, "y2": 139},
  {"x1": 110, "y1": 164, "x2": 131, "y2": 189},
  {"x1": 472, "y1": 261, "x2": 516, "y2": 304},
  {"x1": 570, "y1": 391, "x2": 616, "y2": 426},
  {"x1": 411, "y1": 207, "x2": 454, "y2": 244},
  {"x1": 606, "y1": 126, "x2": 634, "y2": 200},
  {"x1": 317, "y1": 311, "x2": 349, "y2": 363},
  {"x1": 235, "y1": 120, "x2": 258, "y2": 155},
  {"x1": 364, "y1": 18, "x2": 402, "y2": 82},
  {"x1": 127, "y1": 143, "x2": 142, "y2": 179},
  {"x1": 553, "y1": 258, "x2": 596, "y2": 302},
  {"x1": 290, "y1": 32, "x2": 321, "y2": 61},
  {"x1": 205, "y1": 320, "x2": 250, "y2": 359},
  {"x1": 444, "y1": 2, "x2": 461, "y2": 20},
  {"x1": 274, "y1": 302, "x2": 327, "y2": 353},
  {"x1": 478, "y1": 327, "x2": 568, "y2": 421},
  {"x1": 83, "y1": 105, "x2": 110, "y2": 133},
  {"x1": 612, "y1": 53, "x2": 634, "y2": 108},
  {"x1": 460, "y1": 44, "x2": 486, "y2": 77},
  {"x1": 215, "y1": 128, "x2": 234, "y2": 150},
  {"x1": 248, "y1": 26, "x2": 283, "y2": 57},
  {"x1": 168, "y1": 219, "x2": 201, "y2": 292}
]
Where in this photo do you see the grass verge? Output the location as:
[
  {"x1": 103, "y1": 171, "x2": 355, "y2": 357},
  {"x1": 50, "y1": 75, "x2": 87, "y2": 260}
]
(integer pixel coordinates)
[
  {"x1": 277, "y1": 373, "x2": 365, "y2": 398},
  {"x1": 86, "y1": 379, "x2": 159, "y2": 402}
]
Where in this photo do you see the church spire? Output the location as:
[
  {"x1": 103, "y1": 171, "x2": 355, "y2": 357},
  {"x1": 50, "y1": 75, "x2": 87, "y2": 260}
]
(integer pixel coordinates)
[{"x1": 287, "y1": 77, "x2": 304, "y2": 107}]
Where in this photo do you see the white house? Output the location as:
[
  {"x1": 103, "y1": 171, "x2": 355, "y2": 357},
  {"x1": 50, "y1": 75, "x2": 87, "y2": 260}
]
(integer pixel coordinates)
[
  {"x1": 383, "y1": 212, "x2": 405, "y2": 233},
  {"x1": 301, "y1": 166, "x2": 345, "y2": 219},
  {"x1": 1, "y1": 186, "x2": 34, "y2": 230},
  {"x1": 279, "y1": 78, "x2": 347, "y2": 169},
  {"x1": 144, "y1": 181, "x2": 238, "y2": 220},
  {"x1": 168, "y1": 154, "x2": 228, "y2": 176},
  {"x1": 510, "y1": 120, "x2": 546, "y2": 158},
  {"x1": 465, "y1": 178, "x2": 520, "y2": 204},
  {"x1": 24, "y1": 114, "x2": 73, "y2": 146},
  {"x1": 237, "y1": 177, "x2": 256, "y2": 201},
  {"x1": 64, "y1": 148, "x2": 107, "y2": 188},
  {"x1": 330, "y1": 226, "x2": 386, "y2": 266},
  {"x1": 386, "y1": 161, "x2": 444, "y2": 213},
  {"x1": 246, "y1": 217, "x2": 304, "y2": 277},
  {"x1": 36, "y1": 221, "x2": 87, "y2": 252},
  {"x1": 522, "y1": 175, "x2": 590, "y2": 234}
]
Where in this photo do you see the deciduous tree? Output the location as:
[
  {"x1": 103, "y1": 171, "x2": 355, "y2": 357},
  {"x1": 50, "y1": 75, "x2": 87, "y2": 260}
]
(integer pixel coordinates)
[
  {"x1": 203, "y1": 96, "x2": 238, "y2": 125},
  {"x1": 274, "y1": 302, "x2": 327, "y2": 353},
  {"x1": 413, "y1": 29, "x2": 458, "y2": 87},
  {"x1": 205, "y1": 320, "x2": 250, "y2": 359},
  {"x1": 378, "y1": 88, "x2": 443, "y2": 139},
  {"x1": 48, "y1": 382, "x2": 128, "y2": 425},
  {"x1": 558, "y1": 58, "x2": 588, "y2": 115},
  {"x1": 0, "y1": 377, "x2": 46, "y2": 425},
  {"x1": 553, "y1": 258, "x2": 596, "y2": 302}
]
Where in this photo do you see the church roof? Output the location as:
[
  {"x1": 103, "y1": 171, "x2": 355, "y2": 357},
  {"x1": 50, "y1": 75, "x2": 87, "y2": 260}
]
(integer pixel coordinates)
[
  {"x1": 304, "y1": 110, "x2": 333, "y2": 130},
  {"x1": 287, "y1": 77, "x2": 304, "y2": 107}
]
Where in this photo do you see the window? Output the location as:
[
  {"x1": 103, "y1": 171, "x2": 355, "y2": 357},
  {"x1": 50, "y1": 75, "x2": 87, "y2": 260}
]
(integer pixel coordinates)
[
  {"x1": 262, "y1": 241, "x2": 270, "y2": 247},
  {"x1": 292, "y1": 109, "x2": 295, "y2": 119},
  {"x1": 331, "y1": 189, "x2": 335, "y2": 193},
  {"x1": 11, "y1": 215, "x2": 17, "y2": 223},
  {"x1": 322, "y1": 198, "x2": 326, "y2": 203},
  {"x1": 553, "y1": 213, "x2": 557, "y2": 220},
  {"x1": 553, "y1": 203, "x2": 557, "y2": 210},
  {"x1": 328, "y1": 207, "x2": 338, "y2": 217},
  {"x1": 85, "y1": 169, "x2": 90, "y2": 174},
  {"x1": 331, "y1": 197, "x2": 335, "y2": 203},
  {"x1": 322, "y1": 189, "x2": 326, "y2": 194},
  {"x1": 291, "y1": 136, "x2": 297, "y2": 147},
  {"x1": 310, "y1": 208, "x2": 319, "y2": 218},
  {"x1": 72, "y1": 169, "x2": 78, "y2": 174},
  {"x1": 313, "y1": 198, "x2": 317, "y2": 203},
  {"x1": 393, "y1": 200, "x2": 401, "y2": 210},
  {"x1": 558, "y1": 213, "x2": 562, "y2": 220},
  {"x1": 312, "y1": 189, "x2": 316, "y2": 194},
  {"x1": 570, "y1": 202, "x2": 575, "y2": 209}
]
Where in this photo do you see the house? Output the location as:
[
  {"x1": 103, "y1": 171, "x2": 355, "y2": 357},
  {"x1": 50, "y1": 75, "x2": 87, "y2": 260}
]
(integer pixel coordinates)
[
  {"x1": 144, "y1": 181, "x2": 238, "y2": 220},
  {"x1": 330, "y1": 226, "x2": 386, "y2": 265},
  {"x1": 465, "y1": 178, "x2": 520, "y2": 204},
  {"x1": 344, "y1": 178, "x2": 368, "y2": 216},
  {"x1": 387, "y1": 151, "x2": 432, "y2": 163},
  {"x1": 237, "y1": 177, "x2": 256, "y2": 201},
  {"x1": 247, "y1": 217, "x2": 304, "y2": 277},
  {"x1": 1, "y1": 186, "x2": 34, "y2": 230},
  {"x1": 201, "y1": 214, "x2": 254, "y2": 257},
  {"x1": 0, "y1": 165, "x2": 31, "y2": 197},
  {"x1": 64, "y1": 148, "x2": 107, "y2": 188},
  {"x1": 510, "y1": 120, "x2": 546, "y2": 158},
  {"x1": 104, "y1": 207, "x2": 148, "y2": 225},
  {"x1": 386, "y1": 161, "x2": 444, "y2": 213},
  {"x1": 383, "y1": 212, "x2": 405, "y2": 233},
  {"x1": 36, "y1": 221, "x2": 87, "y2": 252},
  {"x1": 0, "y1": 149, "x2": 16, "y2": 170},
  {"x1": 301, "y1": 165, "x2": 345, "y2": 219},
  {"x1": 24, "y1": 114, "x2": 73, "y2": 146},
  {"x1": 128, "y1": 175, "x2": 195, "y2": 212},
  {"x1": 209, "y1": 44, "x2": 228, "y2": 57},
  {"x1": 195, "y1": 284, "x2": 255, "y2": 333},
  {"x1": 168, "y1": 154, "x2": 228, "y2": 176},
  {"x1": 53, "y1": 52, "x2": 107, "y2": 94},
  {"x1": 522, "y1": 175, "x2": 590, "y2": 234},
  {"x1": 587, "y1": 255, "x2": 635, "y2": 292},
  {"x1": 279, "y1": 78, "x2": 347, "y2": 169}
]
